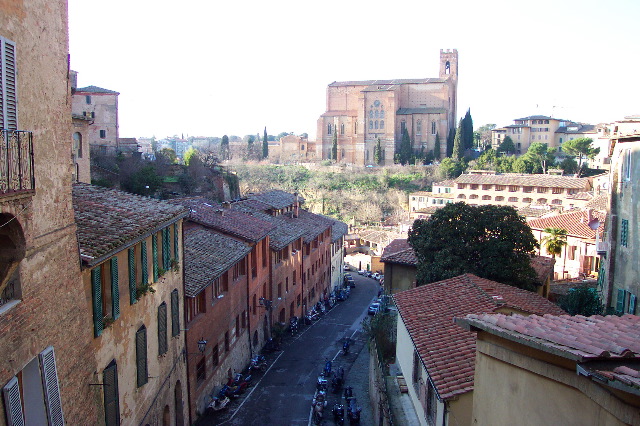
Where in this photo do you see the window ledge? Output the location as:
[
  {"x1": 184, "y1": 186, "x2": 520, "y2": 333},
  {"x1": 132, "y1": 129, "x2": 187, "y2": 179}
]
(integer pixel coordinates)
[{"x1": 0, "y1": 299, "x2": 21, "y2": 315}]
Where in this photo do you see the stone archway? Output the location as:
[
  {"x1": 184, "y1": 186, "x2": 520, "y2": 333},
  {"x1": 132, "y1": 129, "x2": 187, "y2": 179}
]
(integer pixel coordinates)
[
  {"x1": 0, "y1": 213, "x2": 25, "y2": 305},
  {"x1": 174, "y1": 380, "x2": 184, "y2": 426}
]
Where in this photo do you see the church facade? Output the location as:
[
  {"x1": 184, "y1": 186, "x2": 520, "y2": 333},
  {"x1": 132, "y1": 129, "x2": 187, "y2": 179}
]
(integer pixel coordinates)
[{"x1": 317, "y1": 49, "x2": 458, "y2": 165}]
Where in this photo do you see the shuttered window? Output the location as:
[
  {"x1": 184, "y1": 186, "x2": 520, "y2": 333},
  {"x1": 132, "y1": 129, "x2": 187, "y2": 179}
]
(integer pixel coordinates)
[
  {"x1": 141, "y1": 240, "x2": 148, "y2": 284},
  {"x1": 162, "y1": 228, "x2": 171, "y2": 270},
  {"x1": 620, "y1": 219, "x2": 629, "y2": 247},
  {"x1": 171, "y1": 289, "x2": 180, "y2": 337},
  {"x1": 152, "y1": 234, "x2": 158, "y2": 281},
  {"x1": 110, "y1": 258, "x2": 120, "y2": 320},
  {"x1": 616, "y1": 288, "x2": 626, "y2": 313},
  {"x1": 158, "y1": 302, "x2": 168, "y2": 355},
  {"x1": 629, "y1": 294, "x2": 637, "y2": 315},
  {"x1": 2, "y1": 376, "x2": 23, "y2": 426},
  {"x1": 39, "y1": 347, "x2": 64, "y2": 426},
  {"x1": 103, "y1": 361, "x2": 120, "y2": 426},
  {"x1": 173, "y1": 223, "x2": 179, "y2": 261},
  {"x1": 136, "y1": 326, "x2": 148, "y2": 387},
  {"x1": 0, "y1": 37, "x2": 18, "y2": 130},
  {"x1": 91, "y1": 268, "x2": 104, "y2": 337},
  {"x1": 128, "y1": 247, "x2": 137, "y2": 304}
]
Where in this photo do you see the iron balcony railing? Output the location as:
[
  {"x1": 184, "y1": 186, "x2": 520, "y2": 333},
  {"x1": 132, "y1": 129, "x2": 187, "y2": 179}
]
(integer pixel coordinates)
[{"x1": 0, "y1": 129, "x2": 35, "y2": 195}]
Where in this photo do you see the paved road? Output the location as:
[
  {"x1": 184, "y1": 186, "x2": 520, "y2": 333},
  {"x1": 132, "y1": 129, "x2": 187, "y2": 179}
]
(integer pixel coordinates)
[{"x1": 199, "y1": 271, "x2": 380, "y2": 425}]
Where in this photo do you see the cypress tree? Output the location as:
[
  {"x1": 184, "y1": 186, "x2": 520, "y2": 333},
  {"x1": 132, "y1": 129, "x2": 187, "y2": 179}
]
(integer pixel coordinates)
[
  {"x1": 433, "y1": 132, "x2": 441, "y2": 160},
  {"x1": 452, "y1": 120, "x2": 464, "y2": 161},
  {"x1": 398, "y1": 128, "x2": 413, "y2": 165},
  {"x1": 221, "y1": 134, "x2": 229, "y2": 160},
  {"x1": 446, "y1": 127, "x2": 455, "y2": 157},
  {"x1": 262, "y1": 127, "x2": 269, "y2": 159},
  {"x1": 462, "y1": 109, "x2": 474, "y2": 150},
  {"x1": 331, "y1": 126, "x2": 338, "y2": 160},
  {"x1": 374, "y1": 138, "x2": 382, "y2": 165}
]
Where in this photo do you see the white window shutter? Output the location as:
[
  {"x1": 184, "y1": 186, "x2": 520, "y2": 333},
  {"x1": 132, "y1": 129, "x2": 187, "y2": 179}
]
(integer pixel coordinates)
[
  {"x1": 38, "y1": 346, "x2": 64, "y2": 426},
  {"x1": 0, "y1": 37, "x2": 18, "y2": 130},
  {"x1": 2, "y1": 376, "x2": 24, "y2": 426}
]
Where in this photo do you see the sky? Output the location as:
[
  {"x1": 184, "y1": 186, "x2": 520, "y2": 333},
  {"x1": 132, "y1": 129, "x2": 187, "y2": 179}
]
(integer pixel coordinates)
[{"x1": 68, "y1": 0, "x2": 640, "y2": 141}]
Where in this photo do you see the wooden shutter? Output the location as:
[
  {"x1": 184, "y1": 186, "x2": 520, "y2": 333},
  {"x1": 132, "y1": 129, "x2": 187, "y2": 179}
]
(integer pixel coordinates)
[
  {"x1": 629, "y1": 294, "x2": 637, "y2": 315},
  {"x1": 103, "y1": 361, "x2": 120, "y2": 426},
  {"x1": 136, "y1": 326, "x2": 148, "y2": 387},
  {"x1": 171, "y1": 289, "x2": 180, "y2": 337},
  {"x1": 173, "y1": 224, "x2": 179, "y2": 261},
  {"x1": 1, "y1": 37, "x2": 18, "y2": 130},
  {"x1": 158, "y1": 303, "x2": 168, "y2": 355},
  {"x1": 616, "y1": 288, "x2": 626, "y2": 313},
  {"x1": 91, "y1": 268, "x2": 103, "y2": 337},
  {"x1": 162, "y1": 228, "x2": 170, "y2": 270},
  {"x1": 110, "y1": 258, "x2": 120, "y2": 320},
  {"x1": 152, "y1": 234, "x2": 158, "y2": 281},
  {"x1": 128, "y1": 247, "x2": 136, "y2": 305},
  {"x1": 141, "y1": 241, "x2": 148, "y2": 284},
  {"x1": 2, "y1": 376, "x2": 24, "y2": 426},
  {"x1": 38, "y1": 347, "x2": 64, "y2": 426}
]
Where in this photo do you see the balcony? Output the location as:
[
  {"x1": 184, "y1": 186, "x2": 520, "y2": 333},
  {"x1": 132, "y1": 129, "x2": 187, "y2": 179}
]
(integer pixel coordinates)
[
  {"x1": 0, "y1": 130, "x2": 34, "y2": 196},
  {"x1": 596, "y1": 240, "x2": 609, "y2": 255}
]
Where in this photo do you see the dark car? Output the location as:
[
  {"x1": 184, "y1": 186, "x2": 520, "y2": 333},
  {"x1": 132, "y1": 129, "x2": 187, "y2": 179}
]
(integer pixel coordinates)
[{"x1": 344, "y1": 274, "x2": 356, "y2": 288}]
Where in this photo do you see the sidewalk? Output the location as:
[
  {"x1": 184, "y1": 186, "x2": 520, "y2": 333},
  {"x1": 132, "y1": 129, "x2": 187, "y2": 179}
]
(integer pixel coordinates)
[{"x1": 346, "y1": 337, "x2": 374, "y2": 425}]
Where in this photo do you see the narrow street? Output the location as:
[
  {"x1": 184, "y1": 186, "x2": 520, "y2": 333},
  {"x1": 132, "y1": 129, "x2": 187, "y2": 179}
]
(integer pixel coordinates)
[{"x1": 198, "y1": 272, "x2": 380, "y2": 425}]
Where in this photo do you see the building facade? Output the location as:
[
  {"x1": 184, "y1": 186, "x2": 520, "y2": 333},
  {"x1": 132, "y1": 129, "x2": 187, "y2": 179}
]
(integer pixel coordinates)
[
  {"x1": 71, "y1": 85, "x2": 120, "y2": 155},
  {"x1": 317, "y1": 49, "x2": 458, "y2": 166}
]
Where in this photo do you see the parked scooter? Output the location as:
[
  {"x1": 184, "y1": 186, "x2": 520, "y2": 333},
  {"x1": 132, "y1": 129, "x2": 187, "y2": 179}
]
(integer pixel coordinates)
[
  {"x1": 347, "y1": 397, "x2": 362, "y2": 424},
  {"x1": 249, "y1": 354, "x2": 267, "y2": 372},
  {"x1": 343, "y1": 386, "x2": 354, "y2": 401},
  {"x1": 316, "y1": 375, "x2": 328, "y2": 392},
  {"x1": 218, "y1": 383, "x2": 242, "y2": 399},
  {"x1": 312, "y1": 391, "x2": 328, "y2": 424},
  {"x1": 207, "y1": 395, "x2": 230, "y2": 413},
  {"x1": 332, "y1": 403, "x2": 345, "y2": 425},
  {"x1": 342, "y1": 339, "x2": 350, "y2": 356},
  {"x1": 331, "y1": 367, "x2": 344, "y2": 394},
  {"x1": 263, "y1": 337, "x2": 280, "y2": 353},
  {"x1": 289, "y1": 316, "x2": 299, "y2": 335},
  {"x1": 323, "y1": 358, "x2": 332, "y2": 376},
  {"x1": 226, "y1": 372, "x2": 252, "y2": 393}
]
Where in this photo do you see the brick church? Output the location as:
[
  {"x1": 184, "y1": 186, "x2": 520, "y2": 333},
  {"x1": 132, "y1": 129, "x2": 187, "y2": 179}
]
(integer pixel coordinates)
[{"x1": 317, "y1": 49, "x2": 458, "y2": 166}]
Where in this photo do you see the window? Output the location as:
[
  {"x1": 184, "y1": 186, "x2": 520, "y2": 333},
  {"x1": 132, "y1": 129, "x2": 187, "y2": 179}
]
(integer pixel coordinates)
[
  {"x1": 469, "y1": 194, "x2": 478, "y2": 199},
  {"x1": 509, "y1": 186, "x2": 518, "y2": 192},
  {"x1": 551, "y1": 199, "x2": 562, "y2": 205},
  {"x1": 100, "y1": 129, "x2": 106, "y2": 139},
  {"x1": 232, "y1": 260, "x2": 245, "y2": 280},
  {"x1": 482, "y1": 195, "x2": 491, "y2": 200},
  {"x1": 508, "y1": 197, "x2": 518, "y2": 202},
  {"x1": 401, "y1": 121, "x2": 406, "y2": 134},
  {"x1": 196, "y1": 358, "x2": 206, "y2": 386},
  {"x1": 186, "y1": 292, "x2": 206, "y2": 323},
  {"x1": 568, "y1": 246, "x2": 577, "y2": 260},
  {"x1": 2, "y1": 347, "x2": 64, "y2": 425},
  {"x1": 103, "y1": 360, "x2": 120, "y2": 426},
  {"x1": 416, "y1": 120, "x2": 422, "y2": 135},
  {"x1": 623, "y1": 149, "x2": 632, "y2": 181},
  {"x1": 495, "y1": 196, "x2": 504, "y2": 201},
  {"x1": 552, "y1": 187, "x2": 563, "y2": 194},
  {"x1": 128, "y1": 247, "x2": 137, "y2": 305},
  {"x1": 73, "y1": 132, "x2": 83, "y2": 159},
  {"x1": 212, "y1": 344, "x2": 219, "y2": 367},
  {"x1": 523, "y1": 197, "x2": 532, "y2": 203},
  {"x1": 431, "y1": 121, "x2": 436, "y2": 135},
  {"x1": 174, "y1": 223, "x2": 180, "y2": 261},
  {"x1": 91, "y1": 258, "x2": 120, "y2": 338},
  {"x1": 523, "y1": 186, "x2": 533, "y2": 193},
  {"x1": 327, "y1": 124, "x2": 332, "y2": 135},
  {"x1": 537, "y1": 198, "x2": 548, "y2": 204},
  {"x1": 470, "y1": 184, "x2": 479, "y2": 190},
  {"x1": 380, "y1": 120, "x2": 384, "y2": 129},
  {"x1": 136, "y1": 326, "x2": 148, "y2": 387},
  {"x1": 152, "y1": 234, "x2": 159, "y2": 281},
  {"x1": 162, "y1": 227, "x2": 171, "y2": 270},
  {"x1": 171, "y1": 289, "x2": 180, "y2": 337},
  {"x1": 621, "y1": 219, "x2": 629, "y2": 247},
  {"x1": 482, "y1": 184, "x2": 492, "y2": 190},
  {"x1": 369, "y1": 120, "x2": 373, "y2": 130},
  {"x1": 277, "y1": 282, "x2": 282, "y2": 298},
  {"x1": 340, "y1": 123, "x2": 345, "y2": 135},
  {"x1": 141, "y1": 240, "x2": 149, "y2": 285},
  {"x1": 537, "y1": 187, "x2": 548, "y2": 193},
  {"x1": 158, "y1": 302, "x2": 168, "y2": 355},
  {"x1": 495, "y1": 185, "x2": 505, "y2": 191}
]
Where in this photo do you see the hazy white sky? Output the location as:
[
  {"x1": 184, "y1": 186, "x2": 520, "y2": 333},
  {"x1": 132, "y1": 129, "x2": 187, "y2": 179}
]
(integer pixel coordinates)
[{"x1": 68, "y1": 0, "x2": 640, "y2": 140}]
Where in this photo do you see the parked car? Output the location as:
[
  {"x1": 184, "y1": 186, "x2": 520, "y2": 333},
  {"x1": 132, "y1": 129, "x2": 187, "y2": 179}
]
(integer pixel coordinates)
[
  {"x1": 368, "y1": 302, "x2": 381, "y2": 315},
  {"x1": 372, "y1": 272, "x2": 380, "y2": 280},
  {"x1": 358, "y1": 270, "x2": 366, "y2": 275},
  {"x1": 346, "y1": 276, "x2": 356, "y2": 288},
  {"x1": 343, "y1": 264, "x2": 350, "y2": 271}
]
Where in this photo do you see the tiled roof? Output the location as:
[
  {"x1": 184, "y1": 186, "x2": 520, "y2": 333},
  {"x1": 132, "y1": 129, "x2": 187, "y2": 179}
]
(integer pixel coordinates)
[
  {"x1": 556, "y1": 124, "x2": 596, "y2": 134},
  {"x1": 585, "y1": 193, "x2": 609, "y2": 212},
  {"x1": 183, "y1": 227, "x2": 251, "y2": 297},
  {"x1": 580, "y1": 364, "x2": 640, "y2": 396},
  {"x1": 380, "y1": 239, "x2": 417, "y2": 266},
  {"x1": 279, "y1": 209, "x2": 333, "y2": 244},
  {"x1": 75, "y1": 85, "x2": 119, "y2": 95},
  {"x1": 329, "y1": 78, "x2": 444, "y2": 87},
  {"x1": 566, "y1": 191, "x2": 593, "y2": 201},
  {"x1": 359, "y1": 229, "x2": 403, "y2": 245},
  {"x1": 460, "y1": 313, "x2": 640, "y2": 362},
  {"x1": 528, "y1": 210, "x2": 606, "y2": 239},
  {"x1": 246, "y1": 190, "x2": 303, "y2": 210},
  {"x1": 455, "y1": 173, "x2": 590, "y2": 189},
  {"x1": 393, "y1": 274, "x2": 564, "y2": 400},
  {"x1": 433, "y1": 179, "x2": 456, "y2": 187},
  {"x1": 517, "y1": 206, "x2": 560, "y2": 218},
  {"x1": 167, "y1": 197, "x2": 273, "y2": 242},
  {"x1": 72, "y1": 183, "x2": 188, "y2": 266},
  {"x1": 514, "y1": 115, "x2": 555, "y2": 120},
  {"x1": 530, "y1": 255, "x2": 555, "y2": 283}
]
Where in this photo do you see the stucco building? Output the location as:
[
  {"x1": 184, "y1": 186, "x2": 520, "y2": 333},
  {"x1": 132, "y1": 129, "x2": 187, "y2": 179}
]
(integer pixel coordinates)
[
  {"x1": 317, "y1": 49, "x2": 458, "y2": 165},
  {"x1": 71, "y1": 84, "x2": 120, "y2": 155}
]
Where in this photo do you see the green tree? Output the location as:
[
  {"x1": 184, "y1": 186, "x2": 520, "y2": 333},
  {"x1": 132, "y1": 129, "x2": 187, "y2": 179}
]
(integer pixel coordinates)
[
  {"x1": 220, "y1": 135, "x2": 230, "y2": 160},
  {"x1": 498, "y1": 136, "x2": 516, "y2": 155},
  {"x1": 525, "y1": 142, "x2": 555, "y2": 174},
  {"x1": 121, "y1": 165, "x2": 163, "y2": 197},
  {"x1": 541, "y1": 227, "x2": 567, "y2": 258},
  {"x1": 433, "y1": 133, "x2": 441, "y2": 160},
  {"x1": 262, "y1": 127, "x2": 269, "y2": 159},
  {"x1": 331, "y1": 128, "x2": 338, "y2": 161},
  {"x1": 446, "y1": 127, "x2": 455, "y2": 157},
  {"x1": 559, "y1": 285, "x2": 603, "y2": 316},
  {"x1": 247, "y1": 135, "x2": 255, "y2": 158},
  {"x1": 438, "y1": 157, "x2": 466, "y2": 179},
  {"x1": 558, "y1": 157, "x2": 579, "y2": 175},
  {"x1": 374, "y1": 138, "x2": 383, "y2": 165},
  {"x1": 183, "y1": 147, "x2": 198, "y2": 166},
  {"x1": 397, "y1": 128, "x2": 412, "y2": 165},
  {"x1": 408, "y1": 203, "x2": 539, "y2": 290},
  {"x1": 158, "y1": 148, "x2": 177, "y2": 164},
  {"x1": 561, "y1": 137, "x2": 600, "y2": 173},
  {"x1": 452, "y1": 120, "x2": 464, "y2": 160},
  {"x1": 462, "y1": 109, "x2": 474, "y2": 150}
]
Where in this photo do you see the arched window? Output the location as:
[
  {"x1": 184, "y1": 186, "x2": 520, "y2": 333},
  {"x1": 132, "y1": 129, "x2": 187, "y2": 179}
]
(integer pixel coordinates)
[
  {"x1": 482, "y1": 195, "x2": 491, "y2": 200},
  {"x1": 380, "y1": 120, "x2": 384, "y2": 129},
  {"x1": 374, "y1": 121, "x2": 378, "y2": 129},
  {"x1": 416, "y1": 120, "x2": 422, "y2": 134},
  {"x1": 369, "y1": 110, "x2": 374, "y2": 119},
  {"x1": 175, "y1": 381, "x2": 184, "y2": 426},
  {"x1": 73, "y1": 132, "x2": 83, "y2": 158},
  {"x1": 445, "y1": 61, "x2": 451, "y2": 74},
  {"x1": 327, "y1": 124, "x2": 332, "y2": 135},
  {"x1": 369, "y1": 121, "x2": 373, "y2": 130},
  {"x1": 340, "y1": 123, "x2": 345, "y2": 135},
  {"x1": 0, "y1": 214, "x2": 25, "y2": 306},
  {"x1": 375, "y1": 110, "x2": 379, "y2": 119},
  {"x1": 495, "y1": 196, "x2": 504, "y2": 201},
  {"x1": 508, "y1": 197, "x2": 518, "y2": 202},
  {"x1": 457, "y1": 194, "x2": 466, "y2": 199},
  {"x1": 469, "y1": 194, "x2": 478, "y2": 199},
  {"x1": 380, "y1": 109, "x2": 385, "y2": 119},
  {"x1": 537, "y1": 198, "x2": 547, "y2": 204},
  {"x1": 432, "y1": 121, "x2": 437, "y2": 135},
  {"x1": 523, "y1": 198, "x2": 533, "y2": 203}
]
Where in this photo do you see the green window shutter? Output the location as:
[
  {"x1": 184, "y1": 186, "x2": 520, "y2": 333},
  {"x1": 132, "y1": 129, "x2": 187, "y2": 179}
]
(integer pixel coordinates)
[
  {"x1": 141, "y1": 241, "x2": 148, "y2": 284},
  {"x1": 621, "y1": 219, "x2": 629, "y2": 247},
  {"x1": 163, "y1": 228, "x2": 171, "y2": 270},
  {"x1": 152, "y1": 234, "x2": 158, "y2": 282},
  {"x1": 174, "y1": 223, "x2": 179, "y2": 261},
  {"x1": 128, "y1": 248, "x2": 137, "y2": 305},
  {"x1": 103, "y1": 361, "x2": 120, "y2": 426},
  {"x1": 158, "y1": 303, "x2": 168, "y2": 355},
  {"x1": 596, "y1": 263, "x2": 605, "y2": 290},
  {"x1": 629, "y1": 294, "x2": 637, "y2": 314},
  {"x1": 171, "y1": 289, "x2": 180, "y2": 337},
  {"x1": 111, "y1": 258, "x2": 120, "y2": 320},
  {"x1": 136, "y1": 326, "x2": 148, "y2": 387},
  {"x1": 616, "y1": 288, "x2": 626, "y2": 313},
  {"x1": 91, "y1": 268, "x2": 103, "y2": 337}
]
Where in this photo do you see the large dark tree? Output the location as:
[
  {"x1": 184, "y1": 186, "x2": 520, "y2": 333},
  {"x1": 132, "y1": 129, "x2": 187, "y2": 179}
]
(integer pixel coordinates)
[
  {"x1": 262, "y1": 127, "x2": 269, "y2": 159},
  {"x1": 374, "y1": 138, "x2": 383, "y2": 165},
  {"x1": 220, "y1": 135, "x2": 230, "y2": 160},
  {"x1": 462, "y1": 109, "x2": 474, "y2": 150},
  {"x1": 331, "y1": 127, "x2": 338, "y2": 160},
  {"x1": 397, "y1": 128, "x2": 412, "y2": 165},
  {"x1": 498, "y1": 136, "x2": 516, "y2": 155},
  {"x1": 408, "y1": 203, "x2": 539, "y2": 290},
  {"x1": 433, "y1": 132, "x2": 441, "y2": 160},
  {"x1": 446, "y1": 127, "x2": 455, "y2": 157},
  {"x1": 452, "y1": 120, "x2": 464, "y2": 161}
]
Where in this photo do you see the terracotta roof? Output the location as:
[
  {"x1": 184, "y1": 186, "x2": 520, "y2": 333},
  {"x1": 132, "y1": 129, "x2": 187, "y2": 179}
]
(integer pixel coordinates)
[
  {"x1": 530, "y1": 255, "x2": 555, "y2": 284},
  {"x1": 584, "y1": 193, "x2": 609, "y2": 212},
  {"x1": 380, "y1": 239, "x2": 417, "y2": 266},
  {"x1": 580, "y1": 364, "x2": 640, "y2": 396},
  {"x1": 75, "y1": 85, "x2": 119, "y2": 95},
  {"x1": 393, "y1": 274, "x2": 564, "y2": 400},
  {"x1": 517, "y1": 206, "x2": 560, "y2": 218},
  {"x1": 229, "y1": 206, "x2": 301, "y2": 251},
  {"x1": 168, "y1": 197, "x2": 273, "y2": 242},
  {"x1": 246, "y1": 190, "x2": 303, "y2": 210},
  {"x1": 433, "y1": 179, "x2": 456, "y2": 187},
  {"x1": 359, "y1": 229, "x2": 402, "y2": 245},
  {"x1": 279, "y1": 209, "x2": 334, "y2": 244},
  {"x1": 566, "y1": 191, "x2": 593, "y2": 201},
  {"x1": 455, "y1": 173, "x2": 590, "y2": 189},
  {"x1": 459, "y1": 313, "x2": 640, "y2": 362},
  {"x1": 183, "y1": 227, "x2": 251, "y2": 297},
  {"x1": 73, "y1": 183, "x2": 188, "y2": 266},
  {"x1": 528, "y1": 210, "x2": 606, "y2": 239}
]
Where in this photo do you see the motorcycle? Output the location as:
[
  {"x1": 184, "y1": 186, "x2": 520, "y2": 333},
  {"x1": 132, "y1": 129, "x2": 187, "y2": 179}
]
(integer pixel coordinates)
[
  {"x1": 263, "y1": 337, "x2": 280, "y2": 353},
  {"x1": 227, "y1": 372, "x2": 252, "y2": 393},
  {"x1": 332, "y1": 403, "x2": 345, "y2": 426},
  {"x1": 323, "y1": 359, "x2": 332, "y2": 376},
  {"x1": 249, "y1": 355, "x2": 267, "y2": 372},
  {"x1": 342, "y1": 339, "x2": 350, "y2": 356},
  {"x1": 218, "y1": 383, "x2": 242, "y2": 399},
  {"x1": 312, "y1": 391, "x2": 327, "y2": 424},
  {"x1": 207, "y1": 395, "x2": 230, "y2": 413},
  {"x1": 316, "y1": 375, "x2": 328, "y2": 392},
  {"x1": 331, "y1": 367, "x2": 344, "y2": 394},
  {"x1": 289, "y1": 316, "x2": 299, "y2": 335},
  {"x1": 343, "y1": 386, "x2": 354, "y2": 401},
  {"x1": 347, "y1": 397, "x2": 361, "y2": 424}
]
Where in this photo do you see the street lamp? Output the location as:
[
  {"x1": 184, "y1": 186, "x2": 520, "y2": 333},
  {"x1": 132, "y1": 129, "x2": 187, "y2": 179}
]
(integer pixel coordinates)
[
  {"x1": 197, "y1": 338, "x2": 207, "y2": 354},
  {"x1": 259, "y1": 297, "x2": 273, "y2": 339}
]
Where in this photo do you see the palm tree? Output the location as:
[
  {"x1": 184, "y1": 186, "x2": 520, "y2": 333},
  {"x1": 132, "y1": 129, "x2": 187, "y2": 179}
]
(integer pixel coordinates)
[{"x1": 541, "y1": 227, "x2": 568, "y2": 258}]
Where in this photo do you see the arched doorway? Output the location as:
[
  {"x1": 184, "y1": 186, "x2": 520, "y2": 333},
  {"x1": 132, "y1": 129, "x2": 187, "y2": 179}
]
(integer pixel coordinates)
[
  {"x1": 0, "y1": 214, "x2": 25, "y2": 306},
  {"x1": 162, "y1": 405, "x2": 170, "y2": 426},
  {"x1": 174, "y1": 380, "x2": 184, "y2": 426}
]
